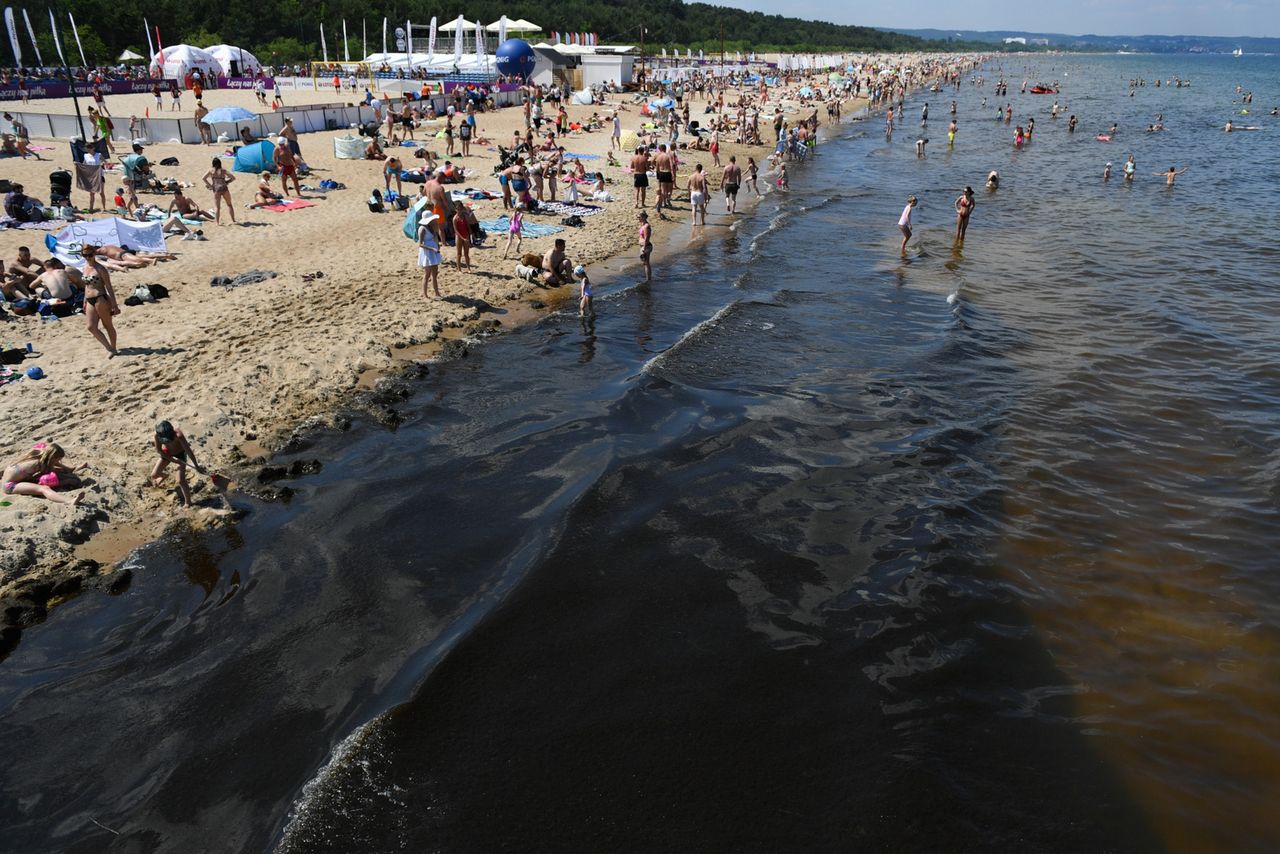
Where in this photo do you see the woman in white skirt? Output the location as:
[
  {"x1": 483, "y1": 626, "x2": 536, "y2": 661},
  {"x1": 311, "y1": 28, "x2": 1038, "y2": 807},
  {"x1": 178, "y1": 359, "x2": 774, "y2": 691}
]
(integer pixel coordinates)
[{"x1": 418, "y1": 212, "x2": 443, "y2": 299}]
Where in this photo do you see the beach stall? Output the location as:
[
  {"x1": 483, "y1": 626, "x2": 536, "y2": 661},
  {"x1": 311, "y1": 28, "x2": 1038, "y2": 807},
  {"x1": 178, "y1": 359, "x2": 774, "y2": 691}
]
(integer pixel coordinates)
[
  {"x1": 204, "y1": 45, "x2": 263, "y2": 77},
  {"x1": 149, "y1": 45, "x2": 222, "y2": 81}
]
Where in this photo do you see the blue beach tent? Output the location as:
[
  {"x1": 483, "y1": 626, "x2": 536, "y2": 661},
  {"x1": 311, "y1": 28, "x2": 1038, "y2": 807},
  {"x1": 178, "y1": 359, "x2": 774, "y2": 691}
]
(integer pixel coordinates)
[{"x1": 233, "y1": 139, "x2": 276, "y2": 174}]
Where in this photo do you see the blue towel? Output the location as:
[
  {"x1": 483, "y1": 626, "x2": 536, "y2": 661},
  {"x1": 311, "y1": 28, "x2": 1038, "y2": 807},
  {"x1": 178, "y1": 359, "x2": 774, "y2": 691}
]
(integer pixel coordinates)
[
  {"x1": 563, "y1": 152, "x2": 601, "y2": 160},
  {"x1": 479, "y1": 215, "x2": 564, "y2": 236}
]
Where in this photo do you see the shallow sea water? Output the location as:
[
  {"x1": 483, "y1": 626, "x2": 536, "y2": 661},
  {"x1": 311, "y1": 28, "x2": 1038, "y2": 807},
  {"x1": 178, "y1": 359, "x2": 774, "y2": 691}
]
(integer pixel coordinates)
[{"x1": 2, "y1": 54, "x2": 1279, "y2": 853}]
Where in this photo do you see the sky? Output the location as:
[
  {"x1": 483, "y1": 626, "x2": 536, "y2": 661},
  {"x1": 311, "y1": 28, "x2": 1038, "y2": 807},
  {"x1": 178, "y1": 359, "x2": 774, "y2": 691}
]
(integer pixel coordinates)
[{"x1": 714, "y1": 0, "x2": 1278, "y2": 39}]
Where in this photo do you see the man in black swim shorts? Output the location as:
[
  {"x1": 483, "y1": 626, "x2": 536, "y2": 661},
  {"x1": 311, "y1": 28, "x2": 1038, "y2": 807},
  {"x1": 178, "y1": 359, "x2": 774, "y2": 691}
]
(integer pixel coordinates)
[{"x1": 630, "y1": 146, "x2": 650, "y2": 208}]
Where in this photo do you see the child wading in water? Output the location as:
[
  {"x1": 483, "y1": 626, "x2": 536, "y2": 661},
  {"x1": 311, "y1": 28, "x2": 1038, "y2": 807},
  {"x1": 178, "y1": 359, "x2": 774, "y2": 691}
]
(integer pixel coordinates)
[
  {"x1": 575, "y1": 264, "x2": 594, "y2": 317},
  {"x1": 151, "y1": 420, "x2": 211, "y2": 507}
]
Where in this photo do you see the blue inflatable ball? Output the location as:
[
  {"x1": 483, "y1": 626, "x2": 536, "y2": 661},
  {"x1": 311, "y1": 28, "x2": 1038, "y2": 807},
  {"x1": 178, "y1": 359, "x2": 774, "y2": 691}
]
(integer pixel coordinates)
[
  {"x1": 495, "y1": 39, "x2": 536, "y2": 81},
  {"x1": 25, "y1": 365, "x2": 44, "y2": 379}
]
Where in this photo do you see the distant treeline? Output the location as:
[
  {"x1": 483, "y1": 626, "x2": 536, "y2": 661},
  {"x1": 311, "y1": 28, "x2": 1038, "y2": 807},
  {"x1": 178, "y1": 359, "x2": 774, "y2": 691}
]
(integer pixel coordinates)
[{"x1": 47, "y1": 0, "x2": 994, "y2": 66}]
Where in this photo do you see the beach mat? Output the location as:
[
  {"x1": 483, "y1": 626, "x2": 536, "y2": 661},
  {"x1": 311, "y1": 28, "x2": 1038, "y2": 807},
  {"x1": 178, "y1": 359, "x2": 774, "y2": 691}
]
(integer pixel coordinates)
[
  {"x1": 479, "y1": 215, "x2": 564, "y2": 237},
  {"x1": 264, "y1": 199, "x2": 316, "y2": 212}
]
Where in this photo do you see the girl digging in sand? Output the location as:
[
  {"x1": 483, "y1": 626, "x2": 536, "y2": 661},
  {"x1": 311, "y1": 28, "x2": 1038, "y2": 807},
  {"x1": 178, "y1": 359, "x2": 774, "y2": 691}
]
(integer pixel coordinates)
[
  {"x1": 151, "y1": 421, "x2": 219, "y2": 507},
  {"x1": 2, "y1": 443, "x2": 86, "y2": 505}
]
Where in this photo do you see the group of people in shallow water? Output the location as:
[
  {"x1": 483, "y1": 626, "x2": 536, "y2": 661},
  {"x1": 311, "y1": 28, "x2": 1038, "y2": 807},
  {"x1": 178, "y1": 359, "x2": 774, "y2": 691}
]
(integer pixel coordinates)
[{"x1": 892, "y1": 64, "x2": 1225, "y2": 255}]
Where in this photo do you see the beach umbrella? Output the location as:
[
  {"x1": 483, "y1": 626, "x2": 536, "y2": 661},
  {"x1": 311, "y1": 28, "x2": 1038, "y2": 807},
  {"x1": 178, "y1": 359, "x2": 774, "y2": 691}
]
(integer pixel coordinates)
[{"x1": 203, "y1": 106, "x2": 258, "y2": 124}]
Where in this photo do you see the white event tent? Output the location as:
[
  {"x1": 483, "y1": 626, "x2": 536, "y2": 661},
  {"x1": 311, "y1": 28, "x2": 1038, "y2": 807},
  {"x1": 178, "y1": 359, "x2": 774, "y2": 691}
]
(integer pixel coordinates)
[
  {"x1": 149, "y1": 45, "x2": 222, "y2": 79},
  {"x1": 204, "y1": 44, "x2": 263, "y2": 75}
]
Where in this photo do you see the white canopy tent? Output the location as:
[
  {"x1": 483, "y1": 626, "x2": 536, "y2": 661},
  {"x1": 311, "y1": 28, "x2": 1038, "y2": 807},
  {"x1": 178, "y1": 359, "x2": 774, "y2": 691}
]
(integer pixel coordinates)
[
  {"x1": 485, "y1": 18, "x2": 540, "y2": 33},
  {"x1": 204, "y1": 44, "x2": 263, "y2": 75},
  {"x1": 149, "y1": 45, "x2": 222, "y2": 80},
  {"x1": 438, "y1": 18, "x2": 481, "y2": 31}
]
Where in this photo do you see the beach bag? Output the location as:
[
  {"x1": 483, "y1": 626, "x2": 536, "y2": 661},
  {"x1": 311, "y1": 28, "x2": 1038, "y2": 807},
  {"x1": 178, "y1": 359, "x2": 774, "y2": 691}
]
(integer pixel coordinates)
[
  {"x1": 132, "y1": 284, "x2": 156, "y2": 303},
  {"x1": 367, "y1": 189, "x2": 384, "y2": 213},
  {"x1": 561, "y1": 214, "x2": 585, "y2": 227}
]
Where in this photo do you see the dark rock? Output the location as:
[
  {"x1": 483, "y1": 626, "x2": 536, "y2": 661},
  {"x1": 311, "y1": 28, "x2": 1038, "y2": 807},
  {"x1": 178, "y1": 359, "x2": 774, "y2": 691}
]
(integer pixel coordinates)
[
  {"x1": 4, "y1": 602, "x2": 46, "y2": 628},
  {"x1": 287, "y1": 459, "x2": 322, "y2": 478},
  {"x1": 0, "y1": 625, "x2": 20, "y2": 657},
  {"x1": 439, "y1": 339, "x2": 469, "y2": 361},
  {"x1": 528, "y1": 300, "x2": 546, "y2": 309},
  {"x1": 106, "y1": 567, "x2": 133, "y2": 595},
  {"x1": 50, "y1": 576, "x2": 83, "y2": 598},
  {"x1": 257, "y1": 465, "x2": 288, "y2": 484}
]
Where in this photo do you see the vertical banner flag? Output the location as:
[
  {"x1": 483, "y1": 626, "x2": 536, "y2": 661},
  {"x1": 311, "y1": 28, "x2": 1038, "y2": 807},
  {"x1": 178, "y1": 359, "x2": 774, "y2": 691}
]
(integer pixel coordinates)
[
  {"x1": 498, "y1": 15, "x2": 507, "y2": 45},
  {"x1": 68, "y1": 11, "x2": 86, "y2": 65},
  {"x1": 5, "y1": 8, "x2": 22, "y2": 68},
  {"x1": 22, "y1": 9, "x2": 40, "y2": 66},
  {"x1": 342, "y1": 20, "x2": 349, "y2": 61},
  {"x1": 427, "y1": 17, "x2": 436, "y2": 63},
  {"x1": 320, "y1": 23, "x2": 328, "y2": 62},
  {"x1": 452, "y1": 15, "x2": 463, "y2": 63},
  {"x1": 154, "y1": 25, "x2": 164, "y2": 64},
  {"x1": 47, "y1": 8, "x2": 64, "y2": 64},
  {"x1": 382, "y1": 17, "x2": 387, "y2": 56},
  {"x1": 405, "y1": 20, "x2": 412, "y2": 72},
  {"x1": 143, "y1": 18, "x2": 154, "y2": 59},
  {"x1": 474, "y1": 19, "x2": 484, "y2": 63}
]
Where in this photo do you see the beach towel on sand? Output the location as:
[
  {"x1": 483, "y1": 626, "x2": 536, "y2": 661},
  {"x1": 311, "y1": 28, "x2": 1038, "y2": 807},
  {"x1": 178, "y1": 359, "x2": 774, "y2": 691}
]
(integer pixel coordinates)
[
  {"x1": 479, "y1": 215, "x2": 564, "y2": 237},
  {"x1": 264, "y1": 199, "x2": 316, "y2": 212},
  {"x1": 535, "y1": 201, "x2": 604, "y2": 218}
]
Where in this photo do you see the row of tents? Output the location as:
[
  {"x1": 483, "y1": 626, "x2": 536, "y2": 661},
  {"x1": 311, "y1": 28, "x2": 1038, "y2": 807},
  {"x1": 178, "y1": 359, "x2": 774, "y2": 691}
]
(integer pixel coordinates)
[{"x1": 149, "y1": 44, "x2": 263, "y2": 79}]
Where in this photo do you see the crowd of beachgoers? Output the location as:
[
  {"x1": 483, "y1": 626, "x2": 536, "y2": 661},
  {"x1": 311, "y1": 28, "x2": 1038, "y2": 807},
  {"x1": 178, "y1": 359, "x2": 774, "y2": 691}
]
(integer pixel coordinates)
[{"x1": 0, "y1": 50, "x2": 984, "y2": 627}]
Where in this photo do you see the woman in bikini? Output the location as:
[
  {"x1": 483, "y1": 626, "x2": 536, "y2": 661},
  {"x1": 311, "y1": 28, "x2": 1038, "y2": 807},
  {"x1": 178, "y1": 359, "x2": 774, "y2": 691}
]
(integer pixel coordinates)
[
  {"x1": 2, "y1": 443, "x2": 85, "y2": 506},
  {"x1": 746, "y1": 156, "x2": 761, "y2": 196},
  {"x1": 203, "y1": 157, "x2": 236, "y2": 224},
  {"x1": 80, "y1": 244, "x2": 119, "y2": 357},
  {"x1": 251, "y1": 171, "x2": 282, "y2": 208}
]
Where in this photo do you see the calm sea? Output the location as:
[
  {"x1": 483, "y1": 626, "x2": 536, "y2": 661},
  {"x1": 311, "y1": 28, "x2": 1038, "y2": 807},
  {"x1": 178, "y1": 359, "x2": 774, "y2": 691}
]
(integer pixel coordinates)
[{"x1": 2, "y1": 54, "x2": 1279, "y2": 853}]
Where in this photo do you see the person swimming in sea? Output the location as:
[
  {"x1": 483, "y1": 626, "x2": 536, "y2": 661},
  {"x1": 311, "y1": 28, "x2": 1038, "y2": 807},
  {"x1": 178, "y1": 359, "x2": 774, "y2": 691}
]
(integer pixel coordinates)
[
  {"x1": 986, "y1": 170, "x2": 999, "y2": 190},
  {"x1": 1103, "y1": 161, "x2": 1112, "y2": 180}
]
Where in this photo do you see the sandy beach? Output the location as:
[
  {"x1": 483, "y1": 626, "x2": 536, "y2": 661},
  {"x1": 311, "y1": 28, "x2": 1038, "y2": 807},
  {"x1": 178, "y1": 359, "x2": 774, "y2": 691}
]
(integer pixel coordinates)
[{"x1": 0, "y1": 70, "x2": 874, "y2": 616}]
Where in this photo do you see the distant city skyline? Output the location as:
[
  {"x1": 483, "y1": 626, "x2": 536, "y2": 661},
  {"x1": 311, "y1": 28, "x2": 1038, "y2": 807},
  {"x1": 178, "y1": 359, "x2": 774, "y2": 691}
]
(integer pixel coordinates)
[{"x1": 715, "y1": 1, "x2": 1277, "y2": 40}]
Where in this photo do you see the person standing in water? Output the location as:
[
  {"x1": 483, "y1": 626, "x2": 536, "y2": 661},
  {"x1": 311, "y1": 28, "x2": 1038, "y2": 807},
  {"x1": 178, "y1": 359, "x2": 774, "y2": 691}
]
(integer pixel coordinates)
[
  {"x1": 1124, "y1": 154, "x2": 1137, "y2": 181},
  {"x1": 898, "y1": 195, "x2": 918, "y2": 255},
  {"x1": 1103, "y1": 161, "x2": 1113, "y2": 180},
  {"x1": 637, "y1": 211, "x2": 653, "y2": 283},
  {"x1": 954, "y1": 186, "x2": 975, "y2": 241},
  {"x1": 947, "y1": 119, "x2": 958, "y2": 146},
  {"x1": 1153, "y1": 165, "x2": 1189, "y2": 185}
]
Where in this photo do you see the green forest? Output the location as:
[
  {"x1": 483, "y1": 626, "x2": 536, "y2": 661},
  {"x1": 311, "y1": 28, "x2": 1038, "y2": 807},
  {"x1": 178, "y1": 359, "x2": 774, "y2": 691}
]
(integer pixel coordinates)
[{"x1": 38, "y1": 0, "x2": 960, "y2": 66}]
